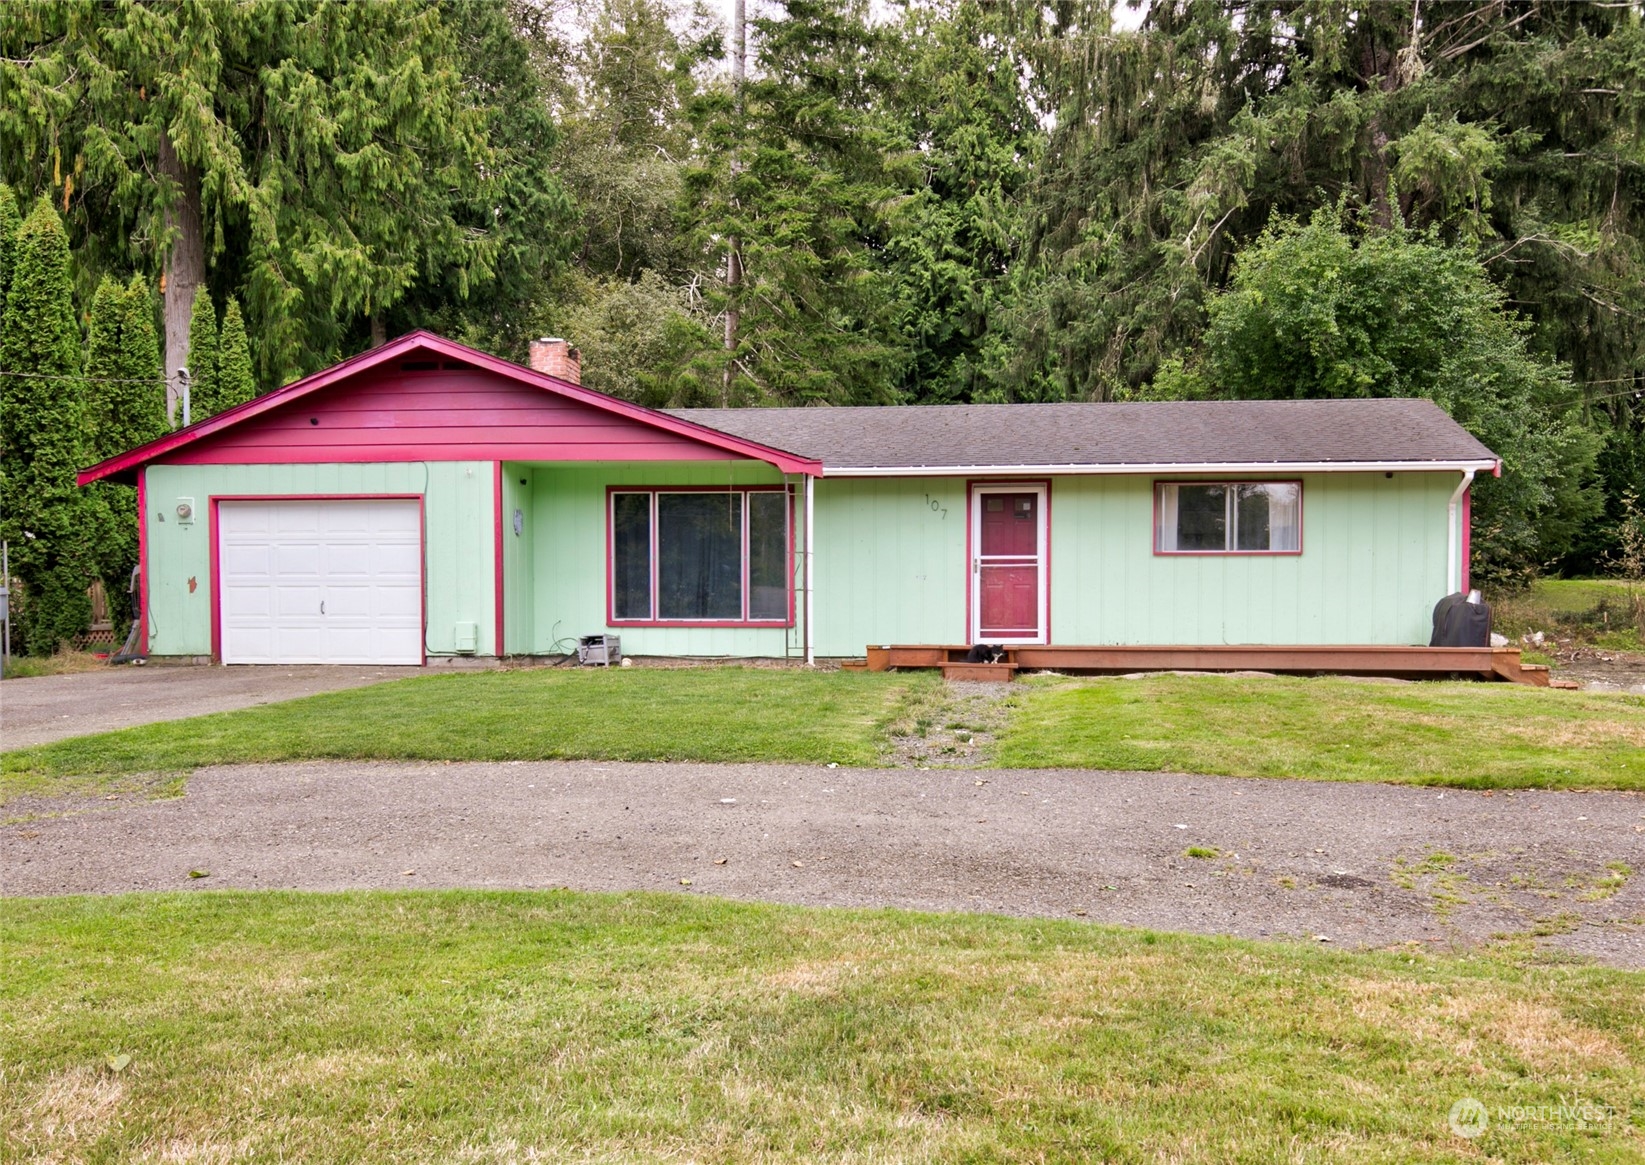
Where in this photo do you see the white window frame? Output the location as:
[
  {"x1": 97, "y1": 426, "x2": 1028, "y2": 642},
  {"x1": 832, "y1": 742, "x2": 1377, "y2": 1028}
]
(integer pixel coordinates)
[{"x1": 1154, "y1": 480, "x2": 1303, "y2": 555}]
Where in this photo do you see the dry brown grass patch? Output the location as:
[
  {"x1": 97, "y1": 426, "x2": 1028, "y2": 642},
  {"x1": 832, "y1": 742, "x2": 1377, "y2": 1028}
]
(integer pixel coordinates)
[{"x1": 16, "y1": 1065, "x2": 127, "y2": 1157}]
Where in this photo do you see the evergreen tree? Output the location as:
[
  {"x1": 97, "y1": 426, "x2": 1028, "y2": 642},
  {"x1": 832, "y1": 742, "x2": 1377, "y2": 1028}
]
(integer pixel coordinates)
[
  {"x1": 79, "y1": 276, "x2": 125, "y2": 636},
  {"x1": 0, "y1": 0, "x2": 574, "y2": 389},
  {"x1": 882, "y1": 0, "x2": 1039, "y2": 402},
  {"x1": 1182, "y1": 208, "x2": 1601, "y2": 582},
  {"x1": 186, "y1": 291, "x2": 220, "y2": 421},
  {"x1": 0, "y1": 198, "x2": 91, "y2": 654},
  {"x1": 83, "y1": 277, "x2": 124, "y2": 446},
  {"x1": 0, "y1": 183, "x2": 19, "y2": 308},
  {"x1": 91, "y1": 277, "x2": 166, "y2": 633},
  {"x1": 683, "y1": 0, "x2": 911, "y2": 405},
  {"x1": 217, "y1": 298, "x2": 257, "y2": 409}
]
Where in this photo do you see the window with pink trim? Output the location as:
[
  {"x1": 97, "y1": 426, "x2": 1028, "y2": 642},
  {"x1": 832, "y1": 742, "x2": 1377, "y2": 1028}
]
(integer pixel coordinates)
[
  {"x1": 1155, "y1": 482, "x2": 1301, "y2": 553},
  {"x1": 611, "y1": 489, "x2": 790, "y2": 623}
]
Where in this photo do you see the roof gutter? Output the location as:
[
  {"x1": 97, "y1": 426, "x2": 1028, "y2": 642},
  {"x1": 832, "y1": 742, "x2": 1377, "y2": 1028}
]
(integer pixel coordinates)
[{"x1": 820, "y1": 459, "x2": 1502, "y2": 478}]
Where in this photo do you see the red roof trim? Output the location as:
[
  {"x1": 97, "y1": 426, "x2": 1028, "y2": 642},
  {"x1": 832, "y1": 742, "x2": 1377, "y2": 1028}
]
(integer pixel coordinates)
[{"x1": 76, "y1": 331, "x2": 822, "y2": 485}]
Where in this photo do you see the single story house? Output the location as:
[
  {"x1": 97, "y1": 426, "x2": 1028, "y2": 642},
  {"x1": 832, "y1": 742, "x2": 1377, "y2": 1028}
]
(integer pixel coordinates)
[{"x1": 78, "y1": 330, "x2": 1500, "y2": 666}]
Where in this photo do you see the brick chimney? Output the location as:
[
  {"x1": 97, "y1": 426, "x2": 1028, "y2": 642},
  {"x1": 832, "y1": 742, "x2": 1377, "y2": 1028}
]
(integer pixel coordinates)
[{"x1": 528, "y1": 337, "x2": 580, "y2": 385}]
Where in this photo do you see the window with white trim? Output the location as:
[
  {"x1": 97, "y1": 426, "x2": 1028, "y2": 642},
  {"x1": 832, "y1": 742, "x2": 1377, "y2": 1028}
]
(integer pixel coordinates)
[
  {"x1": 1155, "y1": 482, "x2": 1301, "y2": 553},
  {"x1": 611, "y1": 489, "x2": 791, "y2": 623}
]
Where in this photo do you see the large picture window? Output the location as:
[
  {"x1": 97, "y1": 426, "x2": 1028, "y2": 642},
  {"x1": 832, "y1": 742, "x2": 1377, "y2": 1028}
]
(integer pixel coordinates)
[
  {"x1": 610, "y1": 489, "x2": 791, "y2": 624},
  {"x1": 1155, "y1": 482, "x2": 1301, "y2": 554}
]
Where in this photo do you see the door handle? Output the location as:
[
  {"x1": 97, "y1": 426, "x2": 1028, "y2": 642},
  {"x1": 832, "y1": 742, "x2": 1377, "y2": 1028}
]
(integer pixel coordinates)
[{"x1": 320, "y1": 600, "x2": 326, "y2": 615}]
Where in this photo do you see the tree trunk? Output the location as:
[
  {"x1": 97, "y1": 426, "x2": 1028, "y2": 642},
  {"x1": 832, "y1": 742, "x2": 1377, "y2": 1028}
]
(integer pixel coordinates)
[
  {"x1": 158, "y1": 131, "x2": 204, "y2": 427},
  {"x1": 370, "y1": 312, "x2": 387, "y2": 348},
  {"x1": 1361, "y1": 6, "x2": 1420, "y2": 230},
  {"x1": 723, "y1": 0, "x2": 745, "y2": 406}
]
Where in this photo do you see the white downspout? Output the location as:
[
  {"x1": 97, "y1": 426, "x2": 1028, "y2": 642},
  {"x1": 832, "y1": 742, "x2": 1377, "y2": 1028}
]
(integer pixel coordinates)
[
  {"x1": 1446, "y1": 468, "x2": 1476, "y2": 595},
  {"x1": 804, "y1": 473, "x2": 816, "y2": 666}
]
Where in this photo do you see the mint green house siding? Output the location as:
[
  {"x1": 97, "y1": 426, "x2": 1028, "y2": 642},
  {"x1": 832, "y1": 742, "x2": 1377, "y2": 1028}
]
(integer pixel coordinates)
[
  {"x1": 810, "y1": 477, "x2": 967, "y2": 656},
  {"x1": 509, "y1": 460, "x2": 800, "y2": 658},
  {"x1": 801, "y1": 471, "x2": 1455, "y2": 655},
  {"x1": 141, "y1": 461, "x2": 497, "y2": 658},
  {"x1": 139, "y1": 460, "x2": 1460, "y2": 662},
  {"x1": 1046, "y1": 472, "x2": 1456, "y2": 647}
]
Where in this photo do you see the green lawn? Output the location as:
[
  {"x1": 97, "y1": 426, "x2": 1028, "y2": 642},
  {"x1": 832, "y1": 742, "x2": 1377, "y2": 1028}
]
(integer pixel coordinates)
[
  {"x1": 2, "y1": 891, "x2": 1639, "y2": 1162},
  {"x1": 1492, "y1": 577, "x2": 1645, "y2": 651},
  {"x1": 996, "y1": 674, "x2": 1645, "y2": 790},
  {"x1": 1, "y1": 667, "x2": 930, "y2": 802},
  {"x1": 6, "y1": 667, "x2": 1645, "y2": 799},
  {"x1": 1530, "y1": 578, "x2": 1642, "y2": 616}
]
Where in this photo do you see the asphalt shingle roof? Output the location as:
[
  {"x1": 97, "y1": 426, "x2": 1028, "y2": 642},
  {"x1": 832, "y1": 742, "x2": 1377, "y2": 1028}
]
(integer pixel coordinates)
[{"x1": 669, "y1": 398, "x2": 1497, "y2": 470}]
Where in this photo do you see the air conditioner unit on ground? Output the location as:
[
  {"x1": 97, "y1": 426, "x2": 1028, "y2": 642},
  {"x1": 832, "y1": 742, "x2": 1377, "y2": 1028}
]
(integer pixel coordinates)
[{"x1": 576, "y1": 634, "x2": 621, "y2": 666}]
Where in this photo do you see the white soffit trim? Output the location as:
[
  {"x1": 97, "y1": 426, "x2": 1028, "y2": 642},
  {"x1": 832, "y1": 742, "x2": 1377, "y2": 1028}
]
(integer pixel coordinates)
[{"x1": 820, "y1": 460, "x2": 1502, "y2": 478}]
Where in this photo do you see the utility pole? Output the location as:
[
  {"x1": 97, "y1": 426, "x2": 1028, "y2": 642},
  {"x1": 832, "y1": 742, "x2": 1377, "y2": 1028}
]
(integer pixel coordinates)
[{"x1": 723, "y1": 0, "x2": 745, "y2": 405}]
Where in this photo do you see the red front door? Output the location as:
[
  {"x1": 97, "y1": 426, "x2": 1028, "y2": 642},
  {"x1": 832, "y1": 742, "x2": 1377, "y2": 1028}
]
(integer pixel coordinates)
[{"x1": 975, "y1": 489, "x2": 1044, "y2": 642}]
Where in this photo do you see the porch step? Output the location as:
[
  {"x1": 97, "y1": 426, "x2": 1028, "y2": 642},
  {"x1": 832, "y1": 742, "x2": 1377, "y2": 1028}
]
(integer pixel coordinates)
[
  {"x1": 941, "y1": 662, "x2": 1017, "y2": 683},
  {"x1": 838, "y1": 660, "x2": 869, "y2": 671}
]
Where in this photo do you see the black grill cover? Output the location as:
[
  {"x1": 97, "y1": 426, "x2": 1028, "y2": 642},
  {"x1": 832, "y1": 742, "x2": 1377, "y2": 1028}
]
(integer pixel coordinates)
[{"x1": 1430, "y1": 592, "x2": 1492, "y2": 647}]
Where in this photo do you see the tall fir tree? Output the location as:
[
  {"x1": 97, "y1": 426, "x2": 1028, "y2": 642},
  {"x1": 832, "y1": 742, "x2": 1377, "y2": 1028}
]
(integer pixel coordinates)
[
  {"x1": 683, "y1": 0, "x2": 911, "y2": 405},
  {"x1": 92, "y1": 277, "x2": 165, "y2": 633},
  {"x1": 82, "y1": 276, "x2": 128, "y2": 637},
  {"x1": 83, "y1": 277, "x2": 124, "y2": 440},
  {"x1": 112, "y1": 278, "x2": 166, "y2": 451},
  {"x1": 217, "y1": 298, "x2": 257, "y2": 409},
  {"x1": 0, "y1": 183, "x2": 19, "y2": 309},
  {"x1": 0, "y1": 0, "x2": 573, "y2": 391},
  {"x1": 0, "y1": 197, "x2": 91, "y2": 654},
  {"x1": 185, "y1": 290, "x2": 220, "y2": 421}
]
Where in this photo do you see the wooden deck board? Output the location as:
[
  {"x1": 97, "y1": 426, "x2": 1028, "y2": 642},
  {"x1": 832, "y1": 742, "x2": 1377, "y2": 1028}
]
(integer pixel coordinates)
[{"x1": 865, "y1": 643, "x2": 1549, "y2": 686}]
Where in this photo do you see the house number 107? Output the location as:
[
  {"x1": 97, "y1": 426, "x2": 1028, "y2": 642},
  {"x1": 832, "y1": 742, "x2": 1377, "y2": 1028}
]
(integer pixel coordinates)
[{"x1": 923, "y1": 494, "x2": 947, "y2": 518}]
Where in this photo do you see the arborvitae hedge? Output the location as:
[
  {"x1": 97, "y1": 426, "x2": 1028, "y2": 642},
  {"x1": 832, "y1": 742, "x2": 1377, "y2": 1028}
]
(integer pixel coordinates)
[
  {"x1": 84, "y1": 277, "x2": 124, "y2": 440},
  {"x1": 186, "y1": 290, "x2": 220, "y2": 420},
  {"x1": 0, "y1": 184, "x2": 19, "y2": 309},
  {"x1": 218, "y1": 297, "x2": 256, "y2": 408},
  {"x1": 0, "y1": 198, "x2": 92, "y2": 654}
]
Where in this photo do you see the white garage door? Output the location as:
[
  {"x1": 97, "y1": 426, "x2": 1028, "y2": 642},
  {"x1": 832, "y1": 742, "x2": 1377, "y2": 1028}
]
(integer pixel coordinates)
[{"x1": 218, "y1": 499, "x2": 423, "y2": 664}]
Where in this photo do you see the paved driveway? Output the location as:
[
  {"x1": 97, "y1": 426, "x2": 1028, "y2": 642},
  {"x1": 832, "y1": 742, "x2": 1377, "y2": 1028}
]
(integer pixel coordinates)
[
  {"x1": 1, "y1": 665, "x2": 421, "y2": 749},
  {"x1": 7, "y1": 760, "x2": 1642, "y2": 967}
]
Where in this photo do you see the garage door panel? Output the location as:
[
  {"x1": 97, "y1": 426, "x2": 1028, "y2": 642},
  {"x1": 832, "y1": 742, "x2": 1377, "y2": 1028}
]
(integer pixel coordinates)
[
  {"x1": 376, "y1": 585, "x2": 422, "y2": 618},
  {"x1": 273, "y1": 624, "x2": 331, "y2": 661},
  {"x1": 273, "y1": 507, "x2": 323, "y2": 535},
  {"x1": 325, "y1": 543, "x2": 375, "y2": 578},
  {"x1": 218, "y1": 499, "x2": 423, "y2": 665},
  {"x1": 221, "y1": 586, "x2": 272, "y2": 618},
  {"x1": 221, "y1": 543, "x2": 272, "y2": 577},
  {"x1": 272, "y1": 543, "x2": 323, "y2": 577},
  {"x1": 274, "y1": 585, "x2": 324, "y2": 618},
  {"x1": 224, "y1": 628, "x2": 274, "y2": 661},
  {"x1": 321, "y1": 584, "x2": 376, "y2": 617},
  {"x1": 373, "y1": 543, "x2": 422, "y2": 576}
]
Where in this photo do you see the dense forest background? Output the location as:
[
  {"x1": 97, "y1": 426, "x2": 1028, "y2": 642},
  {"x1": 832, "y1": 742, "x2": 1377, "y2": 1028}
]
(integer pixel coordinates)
[{"x1": 3, "y1": 0, "x2": 1645, "y2": 651}]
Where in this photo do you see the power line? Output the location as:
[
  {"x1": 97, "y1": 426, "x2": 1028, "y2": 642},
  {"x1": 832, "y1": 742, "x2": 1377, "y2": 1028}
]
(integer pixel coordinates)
[{"x1": 0, "y1": 370, "x2": 167, "y2": 385}]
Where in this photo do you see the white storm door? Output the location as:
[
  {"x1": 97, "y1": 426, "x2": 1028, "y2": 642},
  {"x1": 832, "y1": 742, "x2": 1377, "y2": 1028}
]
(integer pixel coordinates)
[
  {"x1": 969, "y1": 485, "x2": 1048, "y2": 645},
  {"x1": 218, "y1": 499, "x2": 422, "y2": 664}
]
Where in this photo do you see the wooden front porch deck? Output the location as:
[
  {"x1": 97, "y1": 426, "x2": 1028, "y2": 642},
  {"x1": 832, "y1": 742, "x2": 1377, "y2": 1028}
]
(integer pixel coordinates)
[{"x1": 861, "y1": 644, "x2": 1554, "y2": 686}]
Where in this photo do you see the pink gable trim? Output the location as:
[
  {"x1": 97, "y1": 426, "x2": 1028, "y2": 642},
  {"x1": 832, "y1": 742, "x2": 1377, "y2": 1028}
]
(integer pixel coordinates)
[{"x1": 78, "y1": 331, "x2": 821, "y2": 485}]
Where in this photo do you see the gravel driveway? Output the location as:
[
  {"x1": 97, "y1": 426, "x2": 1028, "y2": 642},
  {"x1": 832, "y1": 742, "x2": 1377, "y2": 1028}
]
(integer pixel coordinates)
[
  {"x1": 1, "y1": 665, "x2": 423, "y2": 749},
  {"x1": 7, "y1": 760, "x2": 1642, "y2": 967}
]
